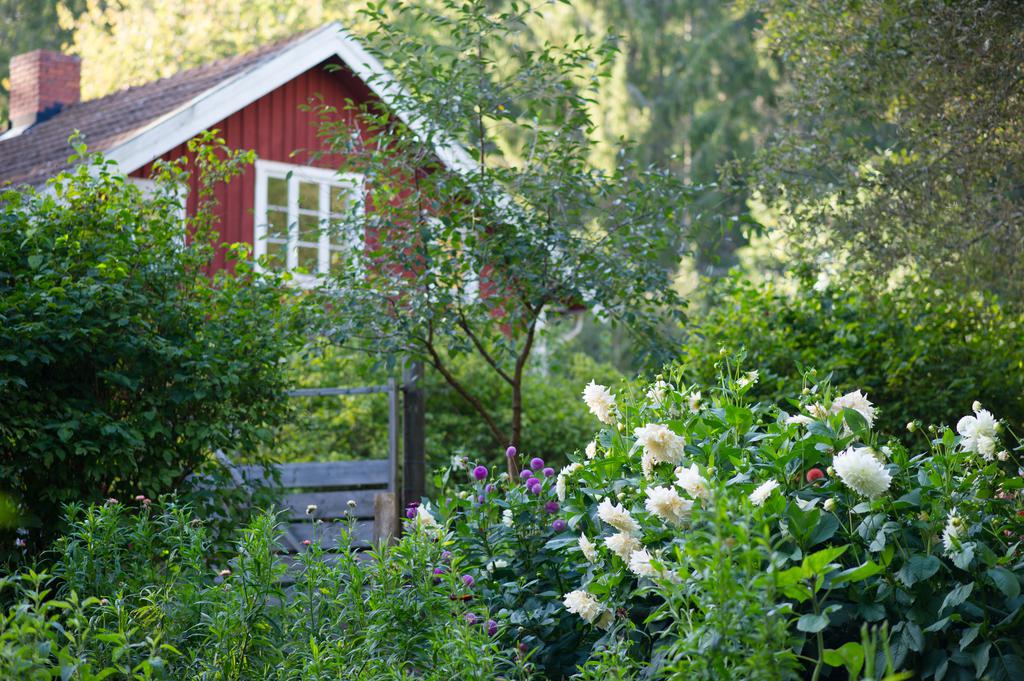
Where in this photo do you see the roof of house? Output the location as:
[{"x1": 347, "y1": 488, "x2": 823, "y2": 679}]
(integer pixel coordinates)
[{"x1": 0, "y1": 23, "x2": 476, "y2": 188}]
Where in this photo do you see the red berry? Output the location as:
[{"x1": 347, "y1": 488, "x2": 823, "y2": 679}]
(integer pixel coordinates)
[{"x1": 806, "y1": 468, "x2": 825, "y2": 483}]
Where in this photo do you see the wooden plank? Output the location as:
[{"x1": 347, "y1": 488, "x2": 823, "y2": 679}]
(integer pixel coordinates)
[
  {"x1": 286, "y1": 386, "x2": 389, "y2": 397},
  {"x1": 373, "y1": 492, "x2": 398, "y2": 544},
  {"x1": 281, "y1": 489, "x2": 379, "y2": 520},
  {"x1": 234, "y1": 459, "x2": 391, "y2": 489},
  {"x1": 278, "y1": 519, "x2": 375, "y2": 552},
  {"x1": 402, "y1": 362, "x2": 426, "y2": 508}
]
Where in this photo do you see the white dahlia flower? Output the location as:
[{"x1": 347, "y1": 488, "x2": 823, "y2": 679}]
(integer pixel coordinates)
[
  {"x1": 502, "y1": 509, "x2": 514, "y2": 528},
  {"x1": 737, "y1": 370, "x2": 759, "y2": 388},
  {"x1": 957, "y1": 408, "x2": 999, "y2": 458},
  {"x1": 597, "y1": 499, "x2": 639, "y2": 533},
  {"x1": 585, "y1": 441, "x2": 598, "y2": 460},
  {"x1": 604, "y1": 531, "x2": 641, "y2": 561},
  {"x1": 583, "y1": 381, "x2": 617, "y2": 424},
  {"x1": 563, "y1": 589, "x2": 605, "y2": 625},
  {"x1": 833, "y1": 446, "x2": 892, "y2": 498},
  {"x1": 646, "y1": 380, "x2": 669, "y2": 408},
  {"x1": 831, "y1": 390, "x2": 877, "y2": 428},
  {"x1": 634, "y1": 424, "x2": 686, "y2": 476},
  {"x1": 675, "y1": 464, "x2": 710, "y2": 501},
  {"x1": 785, "y1": 414, "x2": 815, "y2": 426},
  {"x1": 749, "y1": 479, "x2": 780, "y2": 506},
  {"x1": 556, "y1": 462, "x2": 582, "y2": 502},
  {"x1": 414, "y1": 503, "x2": 440, "y2": 531},
  {"x1": 688, "y1": 390, "x2": 702, "y2": 413},
  {"x1": 645, "y1": 485, "x2": 693, "y2": 526},
  {"x1": 942, "y1": 510, "x2": 966, "y2": 555},
  {"x1": 628, "y1": 548, "x2": 658, "y2": 578},
  {"x1": 578, "y1": 533, "x2": 598, "y2": 562}
]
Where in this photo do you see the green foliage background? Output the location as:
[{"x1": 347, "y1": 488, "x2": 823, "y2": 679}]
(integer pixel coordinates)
[{"x1": 678, "y1": 275, "x2": 1024, "y2": 440}]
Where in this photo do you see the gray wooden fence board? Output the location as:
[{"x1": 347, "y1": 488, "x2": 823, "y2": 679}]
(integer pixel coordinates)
[
  {"x1": 279, "y1": 520, "x2": 374, "y2": 552},
  {"x1": 233, "y1": 459, "x2": 391, "y2": 489},
  {"x1": 281, "y1": 490, "x2": 379, "y2": 520}
]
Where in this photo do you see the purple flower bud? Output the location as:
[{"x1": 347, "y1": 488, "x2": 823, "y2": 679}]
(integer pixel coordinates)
[
  {"x1": 526, "y1": 477, "x2": 540, "y2": 487},
  {"x1": 552, "y1": 519, "x2": 567, "y2": 532},
  {"x1": 518, "y1": 642, "x2": 529, "y2": 653},
  {"x1": 542, "y1": 467, "x2": 555, "y2": 478},
  {"x1": 506, "y1": 445, "x2": 517, "y2": 459},
  {"x1": 477, "y1": 494, "x2": 486, "y2": 504},
  {"x1": 441, "y1": 550, "x2": 452, "y2": 562},
  {"x1": 472, "y1": 465, "x2": 488, "y2": 481},
  {"x1": 545, "y1": 501, "x2": 560, "y2": 514},
  {"x1": 462, "y1": 574, "x2": 475, "y2": 587},
  {"x1": 529, "y1": 484, "x2": 542, "y2": 496},
  {"x1": 406, "y1": 507, "x2": 417, "y2": 519},
  {"x1": 519, "y1": 470, "x2": 533, "y2": 480},
  {"x1": 433, "y1": 567, "x2": 446, "y2": 575},
  {"x1": 465, "y1": 612, "x2": 479, "y2": 625},
  {"x1": 485, "y1": 484, "x2": 496, "y2": 493},
  {"x1": 530, "y1": 457, "x2": 544, "y2": 471},
  {"x1": 487, "y1": 619, "x2": 498, "y2": 636}
]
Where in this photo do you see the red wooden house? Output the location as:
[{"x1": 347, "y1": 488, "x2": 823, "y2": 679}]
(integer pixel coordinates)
[{"x1": 0, "y1": 22, "x2": 476, "y2": 280}]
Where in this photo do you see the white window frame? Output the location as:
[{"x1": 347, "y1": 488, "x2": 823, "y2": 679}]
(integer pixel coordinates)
[
  {"x1": 127, "y1": 176, "x2": 188, "y2": 247},
  {"x1": 253, "y1": 159, "x2": 364, "y2": 286}
]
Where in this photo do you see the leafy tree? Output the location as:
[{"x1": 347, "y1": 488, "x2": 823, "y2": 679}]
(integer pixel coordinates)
[
  {"x1": 0, "y1": 0, "x2": 87, "y2": 128},
  {"x1": 0, "y1": 135, "x2": 308, "y2": 554},
  {"x1": 743, "y1": 0, "x2": 1024, "y2": 301},
  {"x1": 314, "y1": 0, "x2": 694, "y2": 456}
]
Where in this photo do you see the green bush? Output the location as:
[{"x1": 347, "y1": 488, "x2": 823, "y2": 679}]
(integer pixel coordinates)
[
  {"x1": 538, "y1": 365, "x2": 1024, "y2": 679},
  {"x1": 679, "y1": 275, "x2": 1024, "y2": 440},
  {"x1": 0, "y1": 142, "x2": 307, "y2": 557},
  {"x1": 0, "y1": 499, "x2": 525, "y2": 680}
]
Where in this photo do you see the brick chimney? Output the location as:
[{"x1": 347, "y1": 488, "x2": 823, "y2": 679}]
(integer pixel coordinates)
[{"x1": 8, "y1": 50, "x2": 81, "y2": 131}]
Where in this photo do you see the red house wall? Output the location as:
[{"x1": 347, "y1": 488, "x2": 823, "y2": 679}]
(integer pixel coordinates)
[{"x1": 130, "y1": 56, "x2": 373, "y2": 272}]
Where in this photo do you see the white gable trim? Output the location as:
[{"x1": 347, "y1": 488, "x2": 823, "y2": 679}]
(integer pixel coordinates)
[{"x1": 106, "y1": 22, "x2": 478, "y2": 178}]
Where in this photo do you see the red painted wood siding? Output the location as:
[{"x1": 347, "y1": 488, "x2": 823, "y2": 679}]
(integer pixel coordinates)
[{"x1": 131, "y1": 57, "x2": 373, "y2": 272}]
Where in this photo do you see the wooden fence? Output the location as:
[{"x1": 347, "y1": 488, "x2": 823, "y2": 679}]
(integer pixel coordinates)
[{"x1": 216, "y1": 363, "x2": 424, "y2": 554}]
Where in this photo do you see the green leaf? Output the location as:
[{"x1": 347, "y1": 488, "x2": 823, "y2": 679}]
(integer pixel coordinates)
[
  {"x1": 973, "y1": 642, "x2": 991, "y2": 677},
  {"x1": 842, "y1": 407, "x2": 870, "y2": 436},
  {"x1": 28, "y1": 254, "x2": 44, "y2": 270},
  {"x1": 832, "y1": 560, "x2": 883, "y2": 586},
  {"x1": 986, "y1": 567, "x2": 1021, "y2": 600},
  {"x1": 940, "y1": 582, "x2": 974, "y2": 614},
  {"x1": 896, "y1": 555, "x2": 941, "y2": 587},
  {"x1": 796, "y1": 613, "x2": 830, "y2": 633},
  {"x1": 823, "y1": 642, "x2": 865, "y2": 678},
  {"x1": 807, "y1": 513, "x2": 839, "y2": 546},
  {"x1": 804, "y1": 545, "x2": 848, "y2": 574}
]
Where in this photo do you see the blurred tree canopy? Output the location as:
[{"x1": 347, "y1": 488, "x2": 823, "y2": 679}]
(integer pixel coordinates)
[
  {"x1": 0, "y1": 0, "x2": 86, "y2": 128},
  {"x1": 743, "y1": 0, "x2": 1024, "y2": 302}
]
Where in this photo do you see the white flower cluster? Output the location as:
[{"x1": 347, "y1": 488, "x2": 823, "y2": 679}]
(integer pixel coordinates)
[
  {"x1": 634, "y1": 423, "x2": 686, "y2": 478},
  {"x1": 942, "y1": 510, "x2": 966, "y2": 555},
  {"x1": 833, "y1": 446, "x2": 892, "y2": 498},
  {"x1": 583, "y1": 381, "x2": 617, "y2": 425},
  {"x1": 556, "y1": 462, "x2": 582, "y2": 502},
  {"x1": 831, "y1": 389, "x2": 877, "y2": 428},
  {"x1": 563, "y1": 590, "x2": 613, "y2": 629},
  {"x1": 957, "y1": 406, "x2": 1000, "y2": 460},
  {"x1": 675, "y1": 464, "x2": 710, "y2": 501},
  {"x1": 749, "y1": 479, "x2": 780, "y2": 506},
  {"x1": 414, "y1": 503, "x2": 440, "y2": 533},
  {"x1": 597, "y1": 499, "x2": 639, "y2": 533},
  {"x1": 646, "y1": 380, "x2": 669, "y2": 408},
  {"x1": 644, "y1": 486, "x2": 692, "y2": 526}
]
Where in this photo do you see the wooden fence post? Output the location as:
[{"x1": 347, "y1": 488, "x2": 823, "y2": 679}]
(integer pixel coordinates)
[{"x1": 402, "y1": 361, "x2": 426, "y2": 510}]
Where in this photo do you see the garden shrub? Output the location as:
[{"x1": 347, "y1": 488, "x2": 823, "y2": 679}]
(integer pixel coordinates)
[
  {"x1": 679, "y1": 275, "x2": 1024, "y2": 441},
  {"x1": 434, "y1": 359, "x2": 1024, "y2": 679},
  {"x1": 0, "y1": 498, "x2": 523, "y2": 680},
  {"x1": 0, "y1": 142, "x2": 308, "y2": 557}
]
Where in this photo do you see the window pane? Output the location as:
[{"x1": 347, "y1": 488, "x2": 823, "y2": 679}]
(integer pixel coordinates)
[
  {"x1": 298, "y1": 213, "x2": 319, "y2": 242},
  {"x1": 267, "y1": 177, "x2": 288, "y2": 207},
  {"x1": 298, "y1": 181, "x2": 319, "y2": 211},
  {"x1": 329, "y1": 248, "x2": 346, "y2": 272},
  {"x1": 297, "y1": 246, "x2": 319, "y2": 273},
  {"x1": 324, "y1": 218, "x2": 348, "y2": 248},
  {"x1": 266, "y1": 241, "x2": 287, "y2": 271},
  {"x1": 330, "y1": 185, "x2": 353, "y2": 214},
  {"x1": 267, "y1": 209, "x2": 288, "y2": 238}
]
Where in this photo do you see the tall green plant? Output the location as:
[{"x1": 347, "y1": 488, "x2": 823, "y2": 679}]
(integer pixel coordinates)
[{"x1": 0, "y1": 137, "x2": 307, "y2": 557}]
